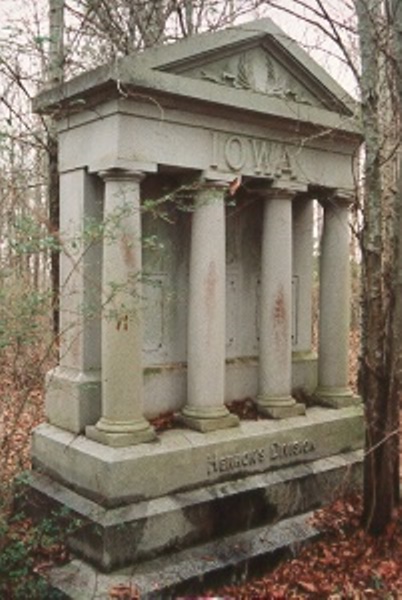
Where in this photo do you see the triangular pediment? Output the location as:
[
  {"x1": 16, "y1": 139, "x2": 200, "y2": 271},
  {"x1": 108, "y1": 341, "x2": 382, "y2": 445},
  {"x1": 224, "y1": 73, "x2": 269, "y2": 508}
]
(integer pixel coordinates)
[
  {"x1": 159, "y1": 43, "x2": 327, "y2": 109},
  {"x1": 137, "y1": 19, "x2": 355, "y2": 116},
  {"x1": 34, "y1": 18, "x2": 358, "y2": 128}
]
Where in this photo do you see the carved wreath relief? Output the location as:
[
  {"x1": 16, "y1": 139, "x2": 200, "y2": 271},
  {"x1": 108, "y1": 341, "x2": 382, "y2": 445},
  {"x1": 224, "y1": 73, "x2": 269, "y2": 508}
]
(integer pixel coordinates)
[{"x1": 198, "y1": 48, "x2": 315, "y2": 105}]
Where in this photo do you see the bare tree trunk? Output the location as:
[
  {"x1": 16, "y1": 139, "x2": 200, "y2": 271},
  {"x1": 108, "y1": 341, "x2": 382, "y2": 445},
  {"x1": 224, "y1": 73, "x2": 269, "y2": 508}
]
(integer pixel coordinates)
[
  {"x1": 49, "y1": 0, "x2": 64, "y2": 85},
  {"x1": 136, "y1": 0, "x2": 166, "y2": 48},
  {"x1": 184, "y1": 0, "x2": 194, "y2": 36},
  {"x1": 357, "y1": 0, "x2": 400, "y2": 535},
  {"x1": 48, "y1": 0, "x2": 64, "y2": 337},
  {"x1": 387, "y1": 0, "x2": 402, "y2": 519}
]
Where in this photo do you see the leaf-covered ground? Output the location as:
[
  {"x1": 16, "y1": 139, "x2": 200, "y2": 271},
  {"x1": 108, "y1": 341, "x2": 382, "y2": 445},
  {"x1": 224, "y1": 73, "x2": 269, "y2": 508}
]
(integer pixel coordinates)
[
  {"x1": 211, "y1": 495, "x2": 402, "y2": 599},
  {"x1": 106, "y1": 495, "x2": 402, "y2": 599},
  {"x1": 0, "y1": 345, "x2": 48, "y2": 501}
]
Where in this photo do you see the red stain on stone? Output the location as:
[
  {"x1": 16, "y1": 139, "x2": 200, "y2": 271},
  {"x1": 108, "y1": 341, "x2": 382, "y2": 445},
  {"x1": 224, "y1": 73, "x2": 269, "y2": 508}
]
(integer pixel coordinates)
[
  {"x1": 205, "y1": 261, "x2": 217, "y2": 311},
  {"x1": 273, "y1": 286, "x2": 286, "y2": 324},
  {"x1": 116, "y1": 315, "x2": 129, "y2": 331},
  {"x1": 120, "y1": 233, "x2": 137, "y2": 269},
  {"x1": 273, "y1": 286, "x2": 289, "y2": 359}
]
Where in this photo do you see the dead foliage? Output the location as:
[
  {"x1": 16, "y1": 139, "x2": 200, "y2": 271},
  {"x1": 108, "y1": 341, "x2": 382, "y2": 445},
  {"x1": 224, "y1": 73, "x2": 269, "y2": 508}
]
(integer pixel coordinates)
[
  {"x1": 0, "y1": 339, "x2": 53, "y2": 502},
  {"x1": 149, "y1": 398, "x2": 261, "y2": 433},
  {"x1": 227, "y1": 397, "x2": 260, "y2": 420},
  {"x1": 212, "y1": 495, "x2": 402, "y2": 598},
  {"x1": 149, "y1": 410, "x2": 176, "y2": 432}
]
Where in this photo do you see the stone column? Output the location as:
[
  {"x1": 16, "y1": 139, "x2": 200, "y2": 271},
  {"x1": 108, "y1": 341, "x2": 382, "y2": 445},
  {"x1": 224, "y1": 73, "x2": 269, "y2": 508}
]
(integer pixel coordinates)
[
  {"x1": 45, "y1": 169, "x2": 103, "y2": 433},
  {"x1": 86, "y1": 170, "x2": 155, "y2": 446},
  {"x1": 292, "y1": 198, "x2": 314, "y2": 352},
  {"x1": 316, "y1": 194, "x2": 357, "y2": 407},
  {"x1": 292, "y1": 197, "x2": 317, "y2": 392},
  {"x1": 180, "y1": 180, "x2": 239, "y2": 432},
  {"x1": 257, "y1": 188, "x2": 306, "y2": 418}
]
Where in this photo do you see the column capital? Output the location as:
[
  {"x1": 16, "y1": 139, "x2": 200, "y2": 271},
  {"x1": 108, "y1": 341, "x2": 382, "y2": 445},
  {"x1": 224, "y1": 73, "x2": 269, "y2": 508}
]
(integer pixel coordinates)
[
  {"x1": 248, "y1": 180, "x2": 307, "y2": 200},
  {"x1": 97, "y1": 168, "x2": 145, "y2": 183},
  {"x1": 88, "y1": 159, "x2": 157, "y2": 175},
  {"x1": 270, "y1": 180, "x2": 308, "y2": 197},
  {"x1": 202, "y1": 169, "x2": 237, "y2": 185},
  {"x1": 191, "y1": 176, "x2": 231, "y2": 209},
  {"x1": 332, "y1": 189, "x2": 355, "y2": 206},
  {"x1": 318, "y1": 188, "x2": 355, "y2": 207}
]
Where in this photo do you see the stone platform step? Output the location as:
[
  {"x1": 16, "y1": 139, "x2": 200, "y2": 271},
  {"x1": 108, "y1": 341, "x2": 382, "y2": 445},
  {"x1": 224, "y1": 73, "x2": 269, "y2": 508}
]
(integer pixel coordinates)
[
  {"x1": 25, "y1": 450, "x2": 362, "y2": 572},
  {"x1": 47, "y1": 510, "x2": 319, "y2": 599},
  {"x1": 26, "y1": 407, "x2": 364, "y2": 595},
  {"x1": 31, "y1": 407, "x2": 364, "y2": 508}
]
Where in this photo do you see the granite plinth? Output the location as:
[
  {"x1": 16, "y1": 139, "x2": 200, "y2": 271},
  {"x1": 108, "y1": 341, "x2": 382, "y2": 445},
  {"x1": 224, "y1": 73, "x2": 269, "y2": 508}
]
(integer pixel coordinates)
[{"x1": 32, "y1": 406, "x2": 363, "y2": 507}]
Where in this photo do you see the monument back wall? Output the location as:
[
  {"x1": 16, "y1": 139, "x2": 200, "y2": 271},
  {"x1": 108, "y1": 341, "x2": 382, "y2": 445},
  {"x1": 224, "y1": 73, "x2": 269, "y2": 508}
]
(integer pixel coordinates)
[{"x1": 141, "y1": 186, "x2": 316, "y2": 418}]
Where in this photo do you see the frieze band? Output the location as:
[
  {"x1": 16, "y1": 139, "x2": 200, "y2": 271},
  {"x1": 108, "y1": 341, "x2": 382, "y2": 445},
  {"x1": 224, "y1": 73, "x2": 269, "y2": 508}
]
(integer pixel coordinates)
[{"x1": 210, "y1": 130, "x2": 298, "y2": 177}]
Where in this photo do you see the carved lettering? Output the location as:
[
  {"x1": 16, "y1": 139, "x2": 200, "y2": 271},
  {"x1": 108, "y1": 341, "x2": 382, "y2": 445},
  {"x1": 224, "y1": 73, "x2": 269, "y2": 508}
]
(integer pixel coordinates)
[
  {"x1": 207, "y1": 453, "x2": 219, "y2": 475},
  {"x1": 270, "y1": 439, "x2": 315, "y2": 461},
  {"x1": 211, "y1": 130, "x2": 298, "y2": 178},
  {"x1": 206, "y1": 440, "x2": 315, "y2": 476},
  {"x1": 206, "y1": 448, "x2": 265, "y2": 475},
  {"x1": 275, "y1": 147, "x2": 296, "y2": 179},
  {"x1": 211, "y1": 131, "x2": 219, "y2": 169},
  {"x1": 250, "y1": 139, "x2": 272, "y2": 175},
  {"x1": 270, "y1": 443, "x2": 279, "y2": 460},
  {"x1": 224, "y1": 136, "x2": 246, "y2": 170}
]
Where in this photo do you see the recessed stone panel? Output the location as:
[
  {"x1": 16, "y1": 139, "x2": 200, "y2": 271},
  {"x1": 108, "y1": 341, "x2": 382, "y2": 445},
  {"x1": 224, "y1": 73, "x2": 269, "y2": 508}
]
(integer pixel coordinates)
[{"x1": 142, "y1": 274, "x2": 165, "y2": 356}]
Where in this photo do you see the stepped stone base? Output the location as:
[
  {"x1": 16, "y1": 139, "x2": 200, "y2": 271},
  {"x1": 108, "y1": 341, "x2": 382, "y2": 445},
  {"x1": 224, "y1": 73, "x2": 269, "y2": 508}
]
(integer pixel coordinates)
[
  {"x1": 46, "y1": 511, "x2": 320, "y2": 599},
  {"x1": 25, "y1": 407, "x2": 364, "y2": 596},
  {"x1": 257, "y1": 401, "x2": 306, "y2": 419},
  {"x1": 31, "y1": 406, "x2": 363, "y2": 507}
]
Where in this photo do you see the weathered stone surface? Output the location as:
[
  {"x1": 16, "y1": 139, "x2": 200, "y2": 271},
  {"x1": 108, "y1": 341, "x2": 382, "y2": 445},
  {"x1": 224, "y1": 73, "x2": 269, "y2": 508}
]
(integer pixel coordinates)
[
  {"x1": 34, "y1": 19, "x2": 359, "y2": 133},
  {"x1": 257, "y1": 402, "x2": 306, "y2": 419},
  {"x1": 178, "y1": 411, "x2": 240, "y2": 432},
  {"x1": 45, "y1": 367, "x2": 101, "y2": 434},
  {"x1": 39, "y1": 17, "x2": 361, "y2": 423},
  {"x1": 29, "y1": 17, "x2": 364, "y2": 597},
  {"x1": 27, "y1": 450, "x2": 361, "y2": 573},
  {"x1": 258, "y1": 189, "x2": 300, "y2": 413},
  {"x1": 47, "y1": 513, "x2": 319, "y2": 599},
  {"x1": 317, "y1": 197, "x2": 355, "y2": 403},
  {"x1": 32, "y1": 407, "x2": 363, "y2": 506}
]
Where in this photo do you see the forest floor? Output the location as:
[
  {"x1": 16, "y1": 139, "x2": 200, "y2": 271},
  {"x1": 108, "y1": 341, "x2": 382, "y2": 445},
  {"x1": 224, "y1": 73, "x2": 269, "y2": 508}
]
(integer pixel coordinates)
[
  {"x1": 210, "y1": 494, "x2": 402, "y2": 598},
  {"x1": 1, "y1": 338, "x2": 402, "y2": 598}
]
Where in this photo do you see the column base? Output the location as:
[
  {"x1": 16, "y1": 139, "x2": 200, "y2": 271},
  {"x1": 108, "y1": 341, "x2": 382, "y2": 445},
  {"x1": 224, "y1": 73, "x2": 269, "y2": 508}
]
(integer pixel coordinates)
[
  {"x1": 178, "y1": 405, "x2": 239, "y2": 433},
  {"x1": 86, "y1": 418, "x2": 156, "y2": 447},
  {"x1": 45, "y1": 367, "x2": 101, "y2": 434},
  {"x1": 256, "y1": 396, "x2": 306, "y2": 419},
  {"x1": 314, "y1": 387, "x2": 361, "y2": 409}
]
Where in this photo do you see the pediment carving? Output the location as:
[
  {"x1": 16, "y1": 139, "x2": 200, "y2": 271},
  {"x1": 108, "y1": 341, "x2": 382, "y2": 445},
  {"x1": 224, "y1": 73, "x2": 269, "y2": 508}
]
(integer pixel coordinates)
[{"x1": 174, "y1": 47, "x2": 321, "y2": 106}]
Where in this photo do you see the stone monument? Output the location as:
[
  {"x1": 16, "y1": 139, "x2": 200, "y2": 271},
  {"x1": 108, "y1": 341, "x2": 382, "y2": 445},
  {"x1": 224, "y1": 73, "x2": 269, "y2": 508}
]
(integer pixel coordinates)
[{"x1": 28, "y1": 18, "x2": 363, "y2": 597}]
